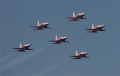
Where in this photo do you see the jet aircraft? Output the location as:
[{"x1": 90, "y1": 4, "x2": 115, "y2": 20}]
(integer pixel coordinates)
[
  {"x1": 66, "y1": 12, "x2": 87, "y2": 21},
  {"x1": 69, "y1": 51, "x2": 89, "y2": 59},
  {"x1": 30, "y1": 21, "x2": 50, "y2": 30},
  {"x1": 49, "y1": 35, "x2": 69, "y2": 44},
  {"x1": 85, "y1": 24, "x2": 106, "y2": 33},
  {"x1": 13, "y1": 43, "x2": 33, "y2": 52}
]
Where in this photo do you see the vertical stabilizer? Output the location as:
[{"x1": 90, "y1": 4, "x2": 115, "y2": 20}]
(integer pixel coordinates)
[
  {"x1": 92, "y1": 24, "x2": 95, "y2": 29},
  {"x1": 20, "y1": 43, "x2": 22, "y2": 48},
  {"x1": 73, "y1": 12, "x2": 75, "y2": 17},
  {"x1": 55, "y1": 35, "x2": 58, "y2": 40},
  {"x1": 76, "y1": 51, "x2": 78, "y2": 56},
  {"x1": 37, "y1": 21, "x2": 40, "y2": 26}
]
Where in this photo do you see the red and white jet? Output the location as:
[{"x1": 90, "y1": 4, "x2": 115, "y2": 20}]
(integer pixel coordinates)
[
  {"x1": 85, "y1": 24, "x2": 98, "y2": 33},
  {"x1": 66, "y1": 12, "x2": 87, "y2": 21},
  {"x1": 49, "y1": 35, "x2": 69, "y2": 44},
  {"x1": 13, "y1": 43, "x2": 33, "y2": 52},
  {"x1": 30, "y1": 21, "x2": 50, "y2": 30},
  {"x1": 85, "y1": 24, "x2": 106, "y2": 33},
  {"x1": 69, "y1": 51, "x2": 89, "y2": 59}
]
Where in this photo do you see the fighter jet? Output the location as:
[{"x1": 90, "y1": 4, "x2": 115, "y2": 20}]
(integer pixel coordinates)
[
  {"x1": 30, "y1": 21, "x2": 50, "y2": 30},
  {"x1": 69, "y1": 51, "x2": 89, "y2": 59},
  {"x1": 66, "y1": 12, "x2": 86, "y2": 21},
  {"x1": 85, "y1": 24, "x2": 106, "y2": 33},
  {"x1": 13, "y1": 43, "x2": 33, "y2": 52},
  {"x1": 49, "y1": 35, "x2": 69, "y2": 44}
]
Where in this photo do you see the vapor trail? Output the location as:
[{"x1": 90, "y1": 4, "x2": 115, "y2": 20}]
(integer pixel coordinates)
[
  {"x1": 71, "y1": 32, "x2": 89, "y2": 42},
  {"x1": 1, "y1": 44, "x2": 51, "y2": 72},
  {"x1": 52, "y1": 21, "x2": 70, "y2": 32},
  {"x1": 35, "y1": 59, "x2": 72, "y2": 76},
  {"x1": 0, "y1": 52, "x2": 16, "y2": 63}
]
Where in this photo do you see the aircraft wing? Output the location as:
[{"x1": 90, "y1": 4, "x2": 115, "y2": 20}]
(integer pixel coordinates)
[
  {"x1": 30, "y1": 26, "x2": 37, "y2": 28},
  {"x1": 85, "y1": 29, "x2": 94, "y2": 30},
  {"x1": 26, "y1": 49, "x2": 33, "y2": 50},
  {"x1": 69, "y1": 55, "x2": 79, "y2": 57},
  {"x1": 13, "y1": 48, "x2": 21, "y2": 49}
]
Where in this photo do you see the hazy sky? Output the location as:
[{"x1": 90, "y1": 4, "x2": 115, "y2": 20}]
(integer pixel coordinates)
[{"x1": 0, "y1": 0, "x2": 119, "y2": 76}]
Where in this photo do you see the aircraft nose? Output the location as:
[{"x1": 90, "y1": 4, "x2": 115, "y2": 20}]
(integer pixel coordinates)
[
  {"x1": 86, "y1": 52, "x2": 88, "y2": 54},
  {"x1": 83, "y1": 13, "x2": 86, "y2": 15},
  {"x1": 102, "y1": 25, "x2": 105, "y2": 27},
  {"x1": 81, "y1": 13, "x2": 86, "y2": 15},
  {"x1": 28, "y1": 44, "x2": 31, "y2": 46},
  {"x1": 65, "y1": 37, "x2": 68, "y2": 39},
  {"x1": 100, "y1": 25, "x2": 105, "y2": 27}
]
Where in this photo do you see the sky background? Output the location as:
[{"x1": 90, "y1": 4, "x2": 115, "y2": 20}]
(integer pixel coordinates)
[{"x1": 0, "y1": 0, "x2": 119, "y2": 76}]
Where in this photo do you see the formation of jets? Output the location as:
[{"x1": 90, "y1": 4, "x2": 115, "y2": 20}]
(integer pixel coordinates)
[{"x1": 13, "y1": 12, "x2": 106, "y2": 60}]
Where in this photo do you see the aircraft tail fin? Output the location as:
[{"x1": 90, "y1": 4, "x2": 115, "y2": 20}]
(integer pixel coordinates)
[
  {"x1": 92, "y1": 24, "x2": 95, "y2": 29},
  {"x1": 37, "y1": 21, "x2": 40, "y2": 26},
  {"x1": 73, "y1": 12, "x2": 75, "y2": 17},
  {"x1": 55, "y1": 35, "x2": 58, "y2": 40},
  {"x1": 76, "y1": 51, "x2": 78, "y2": 56},
  {"x1": 20, "y1": 43, "x2": 22, "y2": 48}
]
